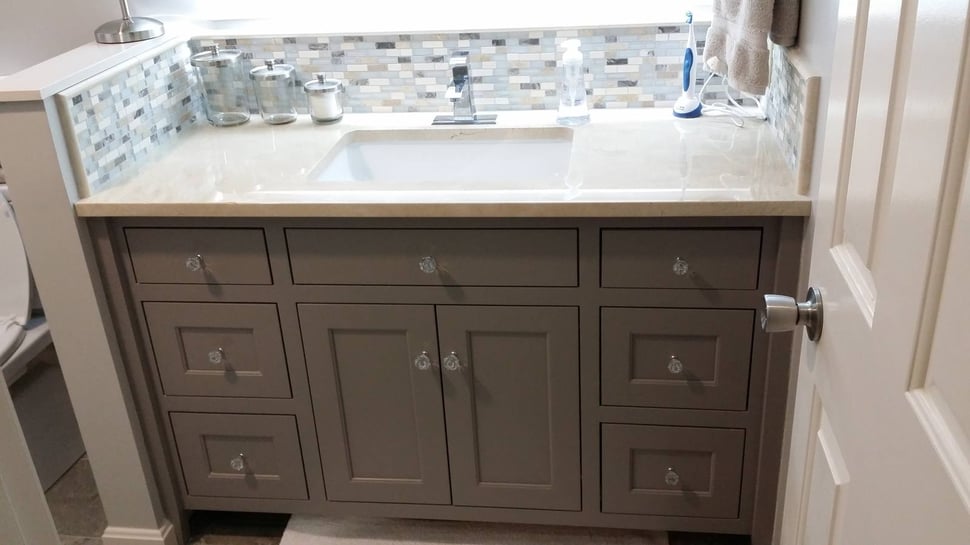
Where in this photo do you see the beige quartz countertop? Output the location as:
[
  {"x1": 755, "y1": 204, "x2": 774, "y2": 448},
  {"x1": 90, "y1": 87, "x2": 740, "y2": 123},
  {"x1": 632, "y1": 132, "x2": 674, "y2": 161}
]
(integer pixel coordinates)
[{"x1": 74, "y1": 108, "x2": 811, "y2": 218}]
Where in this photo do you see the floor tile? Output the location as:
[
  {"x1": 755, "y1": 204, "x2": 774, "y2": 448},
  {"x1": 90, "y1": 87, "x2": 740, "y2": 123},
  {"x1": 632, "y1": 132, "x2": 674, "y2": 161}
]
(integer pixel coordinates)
[
  {"x1": 59, "y1": 535, "x2": 102, "y2": 545},
  {"x1": 45, "y1": 457, "x2": 107, "y2": 538}
]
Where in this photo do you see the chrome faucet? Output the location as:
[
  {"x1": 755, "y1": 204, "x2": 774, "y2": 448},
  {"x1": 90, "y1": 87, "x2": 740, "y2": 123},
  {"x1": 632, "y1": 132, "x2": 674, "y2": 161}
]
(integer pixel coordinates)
[{"x1": 432, "y1": 53, "x2": 497, "y2": 125}]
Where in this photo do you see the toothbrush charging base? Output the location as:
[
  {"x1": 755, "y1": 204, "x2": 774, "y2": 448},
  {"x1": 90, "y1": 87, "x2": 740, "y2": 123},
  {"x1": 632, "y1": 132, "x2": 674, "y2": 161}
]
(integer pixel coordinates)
[{"x1": 673, "y1": 96, "x2": 702, "y2": 118}]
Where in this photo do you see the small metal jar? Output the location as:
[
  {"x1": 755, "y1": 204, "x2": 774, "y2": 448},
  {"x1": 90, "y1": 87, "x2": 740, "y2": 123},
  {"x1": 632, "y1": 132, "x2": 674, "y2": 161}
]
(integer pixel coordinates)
[
  {"x1": 249, "y1": 59, "x2": 298, "y2": 125},
  {"x1": 190, "y1": 45, "x2": 250, "y2": 127},
  {"x1": 304, "y1": 74, "x2": 345, "y2": 123}
]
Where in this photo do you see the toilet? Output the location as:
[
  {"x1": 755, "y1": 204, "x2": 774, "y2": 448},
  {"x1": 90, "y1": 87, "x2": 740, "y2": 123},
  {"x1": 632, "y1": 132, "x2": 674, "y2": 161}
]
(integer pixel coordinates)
[
  {"x1": 0, "y1": 186, "x2": 34, "y2": 370},
  {"x1": 1, "y1": 181, "x2": 85, "y2": 490}
]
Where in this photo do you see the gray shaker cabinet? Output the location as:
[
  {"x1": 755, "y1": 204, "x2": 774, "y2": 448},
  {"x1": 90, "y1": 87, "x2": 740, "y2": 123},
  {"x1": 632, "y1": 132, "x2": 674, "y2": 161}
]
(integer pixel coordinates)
[
  {"x1": 95, "y1": 217, "x2": 803, "y2": 545},
  {"x1": 298, "y1": 304, "x2": 452, "y2": 505},
  {"x1": 299, "y1": 304, "x2": 581, "y2": 511},
  {"x1": 437, "y1": 306, "x2": 580, "y2": 511}
]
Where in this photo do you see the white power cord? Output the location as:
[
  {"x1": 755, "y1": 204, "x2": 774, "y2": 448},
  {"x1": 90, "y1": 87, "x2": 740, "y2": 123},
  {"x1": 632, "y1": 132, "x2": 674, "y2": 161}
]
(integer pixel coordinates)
[{"x1": 697, "y1": 72, "x2": 767, "y2": 128}]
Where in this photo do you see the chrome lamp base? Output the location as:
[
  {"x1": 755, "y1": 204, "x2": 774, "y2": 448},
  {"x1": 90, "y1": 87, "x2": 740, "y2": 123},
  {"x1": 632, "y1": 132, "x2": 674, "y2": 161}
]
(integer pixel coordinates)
[{"x1": 95, "y1": 16, "x2": 165, "y2": 44}]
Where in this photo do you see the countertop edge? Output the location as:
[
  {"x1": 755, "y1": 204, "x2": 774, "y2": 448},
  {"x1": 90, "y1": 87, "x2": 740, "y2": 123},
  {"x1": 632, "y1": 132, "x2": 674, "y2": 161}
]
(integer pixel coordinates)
[{"x1": 75, "y1": 200, "x2": 812, "y2": 218}]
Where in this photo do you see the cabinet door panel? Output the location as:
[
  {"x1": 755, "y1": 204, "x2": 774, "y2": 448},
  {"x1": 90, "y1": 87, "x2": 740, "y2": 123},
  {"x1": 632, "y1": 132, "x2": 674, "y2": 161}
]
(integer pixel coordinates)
[
  {"x1": 437, "y1": 306, "x2": 580, "y2": 511},
  {"x1": 299, "y1": 304, "x2": 450, "y2": 504}
]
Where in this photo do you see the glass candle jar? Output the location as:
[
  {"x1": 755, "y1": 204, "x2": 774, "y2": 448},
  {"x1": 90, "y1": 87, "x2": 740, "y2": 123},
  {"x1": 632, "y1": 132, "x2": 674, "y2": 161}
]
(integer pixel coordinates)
[
  {"x1": 304, "y1": 74, "x2": 345, "y2": 123},
  {"x1": 249, "y1": 59, "x2": 298, "y2": 125},
  {"x1": 190, "y1": 45, "x2": 250, "y2": 127}
]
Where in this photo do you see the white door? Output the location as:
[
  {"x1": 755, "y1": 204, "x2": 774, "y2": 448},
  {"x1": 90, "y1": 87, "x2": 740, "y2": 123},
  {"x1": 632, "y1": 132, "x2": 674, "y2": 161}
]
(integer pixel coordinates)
[{"x1": 777, "y1": 0, "x2": 970, "y2": 544}]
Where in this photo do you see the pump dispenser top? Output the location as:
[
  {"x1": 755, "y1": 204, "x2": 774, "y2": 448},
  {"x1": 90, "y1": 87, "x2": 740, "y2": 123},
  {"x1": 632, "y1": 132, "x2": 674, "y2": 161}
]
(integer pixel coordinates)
[{"x1": 557, "y1": 39, "x2": 590, "y2": 126}]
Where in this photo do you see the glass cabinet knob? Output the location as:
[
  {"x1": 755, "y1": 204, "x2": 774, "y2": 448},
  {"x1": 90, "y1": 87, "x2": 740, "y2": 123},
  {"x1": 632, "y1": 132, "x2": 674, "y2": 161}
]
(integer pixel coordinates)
[
  {"x1": 229, "y1": 453, "x2": 246, "y2": 472},
  {"x1": 413, "y1": 351, "x2": 433, "y2": 371},
  {"x1": 185, "y1": 254, "x2": 205, "y2": 272},
  {"x1": 418, "y1": 256, "x2": 438, "y2": 274},
  {"x1": 667, "y1": 356, "x2": 684, "y2": 375},
  {"x1": 664, "y1": 467, "x2": 680, "y2": 486},
  {"x1": 208, "y1": 348, "x2": 226, "y2": 365},
  {"x1": 442, "y1": 351, "x2": 462, "y2": 372},
  {"x1": 672, "y1": 257, "x2": 690, "y2": 276}
]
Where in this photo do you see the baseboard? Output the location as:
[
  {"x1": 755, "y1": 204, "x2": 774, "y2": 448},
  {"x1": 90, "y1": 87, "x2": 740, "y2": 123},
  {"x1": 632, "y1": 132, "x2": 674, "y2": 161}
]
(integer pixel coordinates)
[{"x1": 102, "y1": 520, "x2": 177, "y2": 545}]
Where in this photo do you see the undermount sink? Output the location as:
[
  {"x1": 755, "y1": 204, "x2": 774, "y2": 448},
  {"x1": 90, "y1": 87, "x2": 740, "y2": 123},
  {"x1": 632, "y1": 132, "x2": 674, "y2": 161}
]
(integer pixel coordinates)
[{"x1": 309, "y1": 127, "x2": 574, "y2": 190}]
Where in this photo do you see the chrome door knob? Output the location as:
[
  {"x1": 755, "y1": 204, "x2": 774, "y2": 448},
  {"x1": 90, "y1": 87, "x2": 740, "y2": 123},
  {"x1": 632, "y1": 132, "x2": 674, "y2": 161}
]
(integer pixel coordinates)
[
  {"x1": 229, "y1": 453, "x2": 246, "y2": 472},
  {"x1": 761, "y1": 287, "x2": 823, "y2": 341}
]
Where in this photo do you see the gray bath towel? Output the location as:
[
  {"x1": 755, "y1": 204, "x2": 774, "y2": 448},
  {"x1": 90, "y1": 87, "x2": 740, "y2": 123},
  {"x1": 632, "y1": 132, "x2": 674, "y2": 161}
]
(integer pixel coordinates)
[{"x1": 704, "y1": 0, "x2": 801, "y2": 95}]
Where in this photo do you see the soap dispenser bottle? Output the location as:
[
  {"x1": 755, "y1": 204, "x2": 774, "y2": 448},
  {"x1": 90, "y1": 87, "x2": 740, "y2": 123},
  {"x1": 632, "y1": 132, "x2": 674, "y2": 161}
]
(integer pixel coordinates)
[{"x1": 557, "y1": 39, "x2": 590, "y2": 126}]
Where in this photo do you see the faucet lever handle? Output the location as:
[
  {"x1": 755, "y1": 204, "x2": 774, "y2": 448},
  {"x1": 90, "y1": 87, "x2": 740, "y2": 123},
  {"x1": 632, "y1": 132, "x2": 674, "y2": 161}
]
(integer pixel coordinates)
[{"x1": 450, "y1": 53, "x2": 470, "y2": 79}]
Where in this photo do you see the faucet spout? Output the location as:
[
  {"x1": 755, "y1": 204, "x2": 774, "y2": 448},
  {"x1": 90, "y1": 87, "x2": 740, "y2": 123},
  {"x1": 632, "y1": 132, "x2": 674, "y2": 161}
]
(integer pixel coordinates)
[{"x1": 431, "y1": 52, "x2": 497, "y2": 125}]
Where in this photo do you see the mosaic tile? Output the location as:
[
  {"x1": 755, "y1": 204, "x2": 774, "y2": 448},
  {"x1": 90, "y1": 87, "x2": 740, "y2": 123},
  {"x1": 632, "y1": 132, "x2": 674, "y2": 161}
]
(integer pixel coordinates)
[
  {"x1": 60, "y1": 43, "x2": 202, "y2": 195},
  {"x1": 56, "y1": 24, "x2": 805, "y2": 198},
  {"x1": 765, "y1": 44, "x2": 806, "y2": 174}
]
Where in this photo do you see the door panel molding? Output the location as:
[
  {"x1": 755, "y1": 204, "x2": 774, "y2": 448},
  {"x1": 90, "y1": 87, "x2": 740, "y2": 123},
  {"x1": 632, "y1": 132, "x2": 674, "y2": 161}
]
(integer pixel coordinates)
[{"x1": 907, "y1": 388, "x2": 970, "y2": 511}]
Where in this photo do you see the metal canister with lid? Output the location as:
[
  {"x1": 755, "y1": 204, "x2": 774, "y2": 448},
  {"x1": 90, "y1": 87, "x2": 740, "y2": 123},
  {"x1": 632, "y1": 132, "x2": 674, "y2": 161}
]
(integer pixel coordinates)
[
  {"x1": 304, "y1": 74, "x2": 345, "y2": 123},
  {"x1": 249, "y1": 59, "x2": 298, "y2": 125},
  {"x1": 189, "y1": 45, "x2": 250, "y2": 127}
]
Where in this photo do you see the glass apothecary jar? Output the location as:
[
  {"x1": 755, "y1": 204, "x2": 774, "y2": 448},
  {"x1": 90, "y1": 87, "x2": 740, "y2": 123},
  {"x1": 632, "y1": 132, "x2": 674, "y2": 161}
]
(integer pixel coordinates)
[
  {"x1": 189, "y1": 45, "x2": 250, "y2": 127},
  {"x1": 249, "y1": 59, "x2": 298, "y2": 125},
  {"x1": 304, "y1": 73, "x2": 345, "y2": 123}
]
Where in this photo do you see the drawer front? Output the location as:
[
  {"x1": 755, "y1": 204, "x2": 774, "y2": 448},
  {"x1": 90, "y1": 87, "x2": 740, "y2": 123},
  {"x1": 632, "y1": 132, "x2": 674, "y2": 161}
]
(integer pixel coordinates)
[
  {"x1": 601, "y1": 308, "x2": 754, "y2": 410},
  {"x1": 171, "y1": 413, "x2": 308, "y2": 500},
  {"x1": 601, "y1": 229, "x2": 762, "y2": 289},
  {"x1": 601, "y1": 424, "x2": 744, "y2": 518},
  {"x1": 144, "y1": 302, "x2": 291, "y2": 398},
  {"x1": 125, "y1": 228, "x2": 272, "y2": 285},
  {"x1": 286, "y1": 229, "x2": 577, "y2": 286}
]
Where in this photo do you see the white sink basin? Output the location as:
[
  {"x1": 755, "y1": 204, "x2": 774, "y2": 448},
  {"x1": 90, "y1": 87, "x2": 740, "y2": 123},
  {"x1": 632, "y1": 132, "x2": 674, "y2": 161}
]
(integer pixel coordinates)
[{"x1": 309, "y1": 127, "x2": 574, "y2": 190}]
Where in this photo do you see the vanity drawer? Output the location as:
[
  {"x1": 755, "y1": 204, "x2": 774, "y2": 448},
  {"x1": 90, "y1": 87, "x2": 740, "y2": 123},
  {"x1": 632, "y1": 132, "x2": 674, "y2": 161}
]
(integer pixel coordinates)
[
  {"x1": 286, "y1": 228, "x2": 577, "y2": 286},
  {"x1": 601, "y1": 424, "x2": 744, "y2": 518},
  {"x1": 601, "y1": 308, "x2": 754, "y2": 410},
  {"x1": 601, "y1": 228, "x2": 762, "y2": 290},
  {"x1": 125, "y1": 228, "x2": 272, "y2": 285},
  {"x1": 144, "y1": 302, "x2": 291, "y2": 398},
  {"x1": 171, "y1": 413, "x2": 308, "y2": 500}
]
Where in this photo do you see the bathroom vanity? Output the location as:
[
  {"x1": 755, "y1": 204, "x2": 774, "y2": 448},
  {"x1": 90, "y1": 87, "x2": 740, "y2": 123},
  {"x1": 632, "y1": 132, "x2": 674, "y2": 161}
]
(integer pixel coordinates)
[
  {"x1": 70, "y1": 108, "x2": 810, "y2": 545},
  {"x1": 90, "y1": 215, "x2": 803, "y2": 543}
]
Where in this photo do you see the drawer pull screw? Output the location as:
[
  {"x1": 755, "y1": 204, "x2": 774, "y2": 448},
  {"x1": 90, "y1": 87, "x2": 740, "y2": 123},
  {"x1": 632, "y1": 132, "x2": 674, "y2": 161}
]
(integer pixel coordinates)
[
  {"x1": 418, "y1": 256, "x2": 438, "y2": 274},
  {"x1": 230, "y1": 453, "x2": 246, "y2": 472},
  {"x1": 672, "y1": 257, "x2": 690, "y2": 276},
  {"x1": 665, "y1": 467, "x2": 680, "y2": 486},
  {"x1": 667, "y1": 356, "x2": 684, "y2": 374},
  {"x1": 442, "y1": 351, "x2": 462, "y2": 372},
  {"x1": 414, "y1": 351, "x2": 434, "y2": 371},
  {"x1": 185, "y1": 254, "x2": 206, "y2": 272},
  {"x1": 208, "y1": 348, "x2": 226, "y2": 365}
]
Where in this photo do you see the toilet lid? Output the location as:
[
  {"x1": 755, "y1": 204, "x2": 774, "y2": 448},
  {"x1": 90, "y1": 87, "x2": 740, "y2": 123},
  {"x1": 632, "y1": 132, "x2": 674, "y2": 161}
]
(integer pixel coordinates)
[{"x1": 0, "y1": 196, "x2": 29, "y2": 365}]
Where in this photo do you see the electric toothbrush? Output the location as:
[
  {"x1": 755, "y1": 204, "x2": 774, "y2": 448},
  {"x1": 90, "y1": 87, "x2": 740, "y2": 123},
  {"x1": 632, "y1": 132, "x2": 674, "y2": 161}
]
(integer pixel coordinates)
[{"x1": 673, "y1": 10, "x2": 702, "y2": 118}]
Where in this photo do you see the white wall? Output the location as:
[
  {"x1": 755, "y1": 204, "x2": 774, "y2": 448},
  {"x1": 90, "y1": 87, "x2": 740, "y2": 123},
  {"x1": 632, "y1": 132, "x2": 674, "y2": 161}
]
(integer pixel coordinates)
[{"x1": 0, "y1": 0, "x2": 119, "y2": 75}]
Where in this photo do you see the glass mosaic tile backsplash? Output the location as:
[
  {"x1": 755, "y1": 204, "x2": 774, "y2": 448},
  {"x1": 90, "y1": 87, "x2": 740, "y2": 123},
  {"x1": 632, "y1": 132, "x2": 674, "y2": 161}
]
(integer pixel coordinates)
[
  {"x1": 57, "y1": 23, "x2": 809, "y2": 198},
  {"x1": 190, "y1": 23, "x2": 725, "y2": 115}
]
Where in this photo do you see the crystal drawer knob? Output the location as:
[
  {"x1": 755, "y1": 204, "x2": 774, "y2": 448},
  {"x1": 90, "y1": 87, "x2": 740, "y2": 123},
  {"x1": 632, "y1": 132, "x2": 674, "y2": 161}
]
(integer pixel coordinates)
[
  {"x1": 442, "y1": 351, "x2": 462, "y2": 372},
  {"x1": 672, "y1": 257, "x2": 689, "y2": 276},
  {"x1": 229, "y1": 454, "x2": 246, "y2": 472},
  {"x1": 208, "y1": 348, "x2": 225, "y2": 365},
  {"x1": 761, "y1": 287, "x2": 824, "y2": 342},
  {"x1": 418, "y1": 256, "x2": 438, "y2": 274},
  {"x1": 185, "y1": 254, "x2": 205, "y2": 272},
  {"x1": 414, "y1": 351, "x2": 433, "y2": 371},
  {"x1": 667, "y1": 356, "x2": 684, "y2": 375},
  {"x1": 664, "y1": 467, "x2": 680, "y2": 486}
]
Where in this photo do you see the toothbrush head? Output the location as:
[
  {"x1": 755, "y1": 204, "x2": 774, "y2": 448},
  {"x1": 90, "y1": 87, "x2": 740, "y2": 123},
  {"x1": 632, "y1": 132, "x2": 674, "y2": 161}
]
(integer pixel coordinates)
[{"x1": 686, "y1": 11, "x2": 693, "y2": 24}]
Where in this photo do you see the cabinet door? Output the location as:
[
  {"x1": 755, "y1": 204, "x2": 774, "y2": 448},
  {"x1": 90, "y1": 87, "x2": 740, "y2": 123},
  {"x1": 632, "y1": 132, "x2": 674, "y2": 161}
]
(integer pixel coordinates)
[
  {"x1": 299, "y1": 304, "x2": 450, "y2": 504},
  {"x1": 437, "y1": 306, "x2": 581, "y2": 510}
]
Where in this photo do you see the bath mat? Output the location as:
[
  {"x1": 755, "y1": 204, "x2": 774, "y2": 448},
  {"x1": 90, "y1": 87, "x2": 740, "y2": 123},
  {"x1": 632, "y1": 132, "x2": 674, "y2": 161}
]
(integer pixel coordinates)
[{"x1": 280, "y1": 515, "x2": 669, "y2": 545}]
